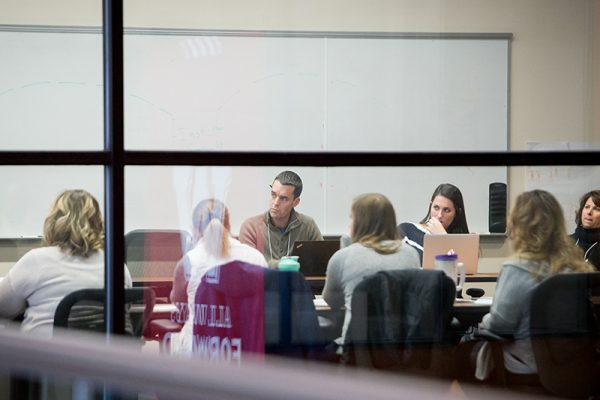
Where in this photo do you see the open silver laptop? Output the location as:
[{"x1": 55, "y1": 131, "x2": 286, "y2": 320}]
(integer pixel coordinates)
[{"x1": 422, "y1": 234, "x2": 480, "y2": 274}]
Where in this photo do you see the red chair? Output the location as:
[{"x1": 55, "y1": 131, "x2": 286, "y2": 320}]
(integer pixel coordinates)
[{"x1": 125, "y1": 229, "x2": 192, "y2": 302}]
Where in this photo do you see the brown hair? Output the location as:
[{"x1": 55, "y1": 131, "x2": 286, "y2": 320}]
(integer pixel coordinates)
[
  {"x1": 508, "y1": 190, "x2": 593, "y2": 277},
  {"x1": 419, "y1": 183, "x2": 470, "y2": 233},
  {"x1": 273, "y1": 170, "x2": 303, "y2": 198},
  {"x1": 43, "y1": 190, "x2": 103, "y2": 257},
  {"x1": 351, "y1": 193, "x2": 401, "y2": 254},
  {"x1": 192, "y1": 199, "x2": 231, "y2": 258},
  {"x1": 575, "y1": 190, "x2": 600, "y2": 226}
]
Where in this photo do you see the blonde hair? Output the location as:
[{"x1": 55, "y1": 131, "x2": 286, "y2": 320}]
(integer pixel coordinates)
[
  {"x1": 192, "y1": 199, "x2": 231, "y2": 259},
  {"x1": 351, "y1": 193, "x2": 401, "y2": 254},
  {"x1": 43, "y1": 190, "x2": 103, "y2": 257},
  {"x1": 508, "y1": 190, "x2": 594, "y2": 277}
]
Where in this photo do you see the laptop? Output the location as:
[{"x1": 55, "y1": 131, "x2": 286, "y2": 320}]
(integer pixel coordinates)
[
  {"x1": 290, "y1": 240, "x2": 340, "y2": 276},
  {"x1": 422, "y1": 234, "x2": 480, "y2": 275}
]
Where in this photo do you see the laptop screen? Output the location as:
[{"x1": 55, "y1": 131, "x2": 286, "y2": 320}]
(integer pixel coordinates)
[
  {"x1": 422, "y1": 234, "x2": 480, "y2": 274},
  {"x1": 290, "y1": 240, "x2": 340, "y2": 276}
]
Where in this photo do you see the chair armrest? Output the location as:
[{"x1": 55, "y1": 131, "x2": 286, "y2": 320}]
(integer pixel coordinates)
[
  {"x1": 469, "y1": 328, "x2": 512, "y2": 383},
  {"x1": 146, "y1": 318, "x2": 183, "y2": 341},
  {"x1": 473, "y1": 328, "x2": 512, "y2": 342}
]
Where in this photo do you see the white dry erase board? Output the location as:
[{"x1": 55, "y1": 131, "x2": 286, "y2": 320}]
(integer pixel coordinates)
[
  {"x1": 0, "y1": 27, "x2": 510, "y2": 237},
  {"x1": 525, "y1": 142, "x2": 600, "y2": 233}
]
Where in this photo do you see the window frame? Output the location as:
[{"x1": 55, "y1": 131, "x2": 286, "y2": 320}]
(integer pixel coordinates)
[{"x1": 0, "y1": 0, "x2": 598, "y2": 335}]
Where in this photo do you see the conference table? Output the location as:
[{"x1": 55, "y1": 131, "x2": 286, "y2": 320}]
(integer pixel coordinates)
[
  {"x1": 305, "y1": 273, "x2": 498, "y2": 295},
  {"x1": 137, "y1": 272, "x2": 496, "y2": 323},
  {"x1": 313, "y1": 295, "x2": 491, "y2": 336},
  {"x1": 147, "y1": 294, "x2": 491, "y2": 342},
  {"x1": 451, "y1": 297, "x2": 492, "y2": 328},
  {"x1": 137, "y1": 271, "x2": 496, "y2": 339}
]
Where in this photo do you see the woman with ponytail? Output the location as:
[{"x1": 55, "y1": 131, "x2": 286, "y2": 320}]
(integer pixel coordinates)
[{"x1": 169, "y1": 199, "x2": 267, "y2": 356}]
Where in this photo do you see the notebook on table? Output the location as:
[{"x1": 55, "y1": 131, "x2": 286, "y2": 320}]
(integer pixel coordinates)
[
  {"x1": 422, "y1": 234, "x2": 480, "y2": 274},
  {"x1": 290, "y1": 240, "x2": 340, "y2": 276}
]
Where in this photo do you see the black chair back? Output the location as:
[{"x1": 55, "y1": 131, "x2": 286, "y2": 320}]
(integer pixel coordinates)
[
  {"x1": 54, "y1": 287, "x2": 156, "y2": 337},
  {"x1": 529, "y1": 272, "x2": 600, "y2": 398},
  {"x1": 344, "y1": 269, "x2": 456, "y2": 374},
  {"x1": 263, "y1": 267, "x2": 322, "y2": 357}
]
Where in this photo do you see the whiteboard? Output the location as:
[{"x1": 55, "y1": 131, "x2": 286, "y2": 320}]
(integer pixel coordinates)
[
  {"x1": 525, "y1": 142, "x2": 600, "y2": 233},
  {"x1": 0, "y1": 27, "x2": 509, "y2": 237}
]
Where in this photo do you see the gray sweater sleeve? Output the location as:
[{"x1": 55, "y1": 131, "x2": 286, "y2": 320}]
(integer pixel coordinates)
[
  {"x1": 481, "y1": 264, "x2": 536, "y2": 336},
  {"x1": 322, "y1": 251, "x2": 345, "y2": 309}
]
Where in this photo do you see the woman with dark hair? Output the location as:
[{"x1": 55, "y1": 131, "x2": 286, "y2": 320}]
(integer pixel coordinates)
[
  {"x1": 570, "y1": 190, "x2": 600, "y2": 270},
  {"x1": 0, "y1": 189, "x2": 132, "y2": 335},
  {"x1": 399, "y1": 183, "x2": 470, "y2": 261},
  {"x1": 169, "y1": 198, "x2": 267, "y2": 356},
  {"x1": 322, "y1": 193, "x2": 420, "y2": 346},
  {"x1": 477, "y1": 190, "x2": 594, "y2": 377}
]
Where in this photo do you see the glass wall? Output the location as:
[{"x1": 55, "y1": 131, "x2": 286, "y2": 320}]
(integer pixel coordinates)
[{"x1": 0, "y1": 0, "x2": 599, "y2": 398}]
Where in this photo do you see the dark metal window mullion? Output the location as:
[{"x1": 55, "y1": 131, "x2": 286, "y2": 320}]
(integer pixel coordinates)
[{"x1": 103, "y1": 0, "x2": 125, "y2": 337}]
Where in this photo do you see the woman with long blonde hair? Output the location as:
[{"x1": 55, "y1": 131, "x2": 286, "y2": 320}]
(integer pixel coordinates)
[
  {"x1": 322, "y1": 193, "x2": 420, "y2": 346},
  {"x1": 480, "y1": 190, "x2": 593, "y2": 376},
  {"x1": 169, "y1": 198, "x2": 267, "y2": 356},
  {"x1": 0, "y1": 189, "x2": 132, "y2": 335}
]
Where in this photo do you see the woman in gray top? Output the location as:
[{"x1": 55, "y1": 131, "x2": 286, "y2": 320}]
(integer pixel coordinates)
[
  {"x1": 479, "y1": 190, "x2": 594, "y2": 376},
  {"x1": 322, "y1": 193, "x2": 420, "y2": 346}
]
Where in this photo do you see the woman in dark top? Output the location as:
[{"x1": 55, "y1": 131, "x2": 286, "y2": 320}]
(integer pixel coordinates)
[
  {"x1": 399, "y1": 183, "x2": 470, "y2": 261},
  {"x1": 571, "y1": 190, "x2": 600, "y2": 270}
]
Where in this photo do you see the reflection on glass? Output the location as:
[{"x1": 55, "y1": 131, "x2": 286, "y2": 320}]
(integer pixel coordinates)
[
  {"x1": 1, "y1": 160, "x2": 599, "y2": 397},
  {"x1": 2, "y1": 0, "x2": 599, "y2": 397}
]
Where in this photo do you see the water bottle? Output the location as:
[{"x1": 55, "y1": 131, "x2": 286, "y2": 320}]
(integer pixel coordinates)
[{"x1": 278, "y1": 256, "x2": 301, "y2": 271}]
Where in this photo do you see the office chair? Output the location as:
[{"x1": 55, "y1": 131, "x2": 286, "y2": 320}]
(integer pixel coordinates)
[
  {"x1": 473, "y1": 272, "x2": 600, "y2": 397},
  {"x1": 528, "y1": 272, "x2": 600, "y2": 398},
  {"x1": 124, "y1": 229, "x2": 193, "y2": 300},
  {"x1": 344, "y1": 269, "x2": 457, "y2": 376},
  {"x1": 54, "y1": 287, "x2": 156, "y2": 338},
  {"x1": 263, "y1": 265, "x2": 322, "y2": 358},
  {"x1": 10, "y1": 288, "x2": 156, "y2": 400}
]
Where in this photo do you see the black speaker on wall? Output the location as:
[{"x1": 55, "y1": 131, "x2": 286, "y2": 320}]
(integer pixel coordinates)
[{"x1": 489, "y1": 182, "x2": 507, "y2": 233}]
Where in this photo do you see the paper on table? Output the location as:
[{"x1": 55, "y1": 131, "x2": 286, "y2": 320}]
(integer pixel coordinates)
[
  {"x1": 313, "y1": 297, "x2": 328, "y2": 307},
  {"x1": 454, "y1": 297, "x2": 474, "y2": 303},
  {"x1": 474, "y1": 297, "x2": 493, "y2": 305}
]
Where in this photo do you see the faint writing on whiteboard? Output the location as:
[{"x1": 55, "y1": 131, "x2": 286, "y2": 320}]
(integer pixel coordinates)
[
  {"x1": 525, "y1": 142, "x2": 600, "y2": 232},
  {"x1": 526, "y1": 142, "x2": 600, "y2": 186},
  {"x1": 526, "y1": 166, "x2": 582, "y2": 184}
]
